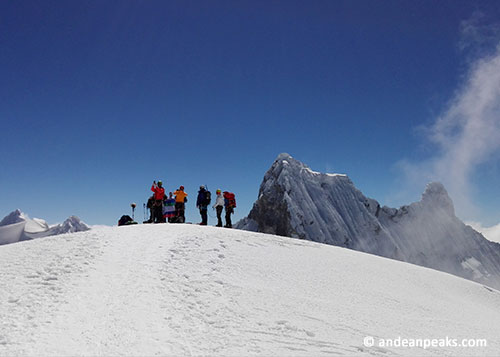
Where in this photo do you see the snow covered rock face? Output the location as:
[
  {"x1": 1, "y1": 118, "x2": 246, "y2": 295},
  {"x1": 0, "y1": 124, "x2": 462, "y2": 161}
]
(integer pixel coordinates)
[
  {"x1": 237, "y1": 154, "x2": 500, "y2": 290},
  {"x1": 0, "y1": 210, "x2": 90, "y2": 245},
  {"x1": 0, "y1": 209, "x2": 28, "y2": 226}
]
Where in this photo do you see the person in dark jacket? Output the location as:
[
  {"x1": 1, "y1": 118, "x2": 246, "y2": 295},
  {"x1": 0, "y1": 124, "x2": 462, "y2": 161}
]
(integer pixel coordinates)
[
  {"x1": 196, "y1": 186, "x2": 209, "y2": 225},
  {"x1": 146, "y1": 195, "x2": 155, "y2": 223}
]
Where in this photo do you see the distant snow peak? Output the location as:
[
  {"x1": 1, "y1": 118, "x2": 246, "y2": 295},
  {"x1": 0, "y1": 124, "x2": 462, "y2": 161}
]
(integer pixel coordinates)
[
  {"x1": 50, "y1": 216, "x2": 90, "y2": 235},
  {"x1": 0, "y1": 210, "x2": 90, "y2": 246},
  {"x1": 237, "y1": 154, "x2": 500, "y2": 290},
  {"x1": 0, "y1": 209, "x2": 26, "y2": 226}
]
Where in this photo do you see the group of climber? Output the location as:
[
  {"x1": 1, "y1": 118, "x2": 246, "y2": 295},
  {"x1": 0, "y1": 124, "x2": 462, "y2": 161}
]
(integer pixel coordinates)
[
  {"x1": 148, "y1": 181, "x2": 187, "y2": 224},
  {"x1": 147, "y1": 181, "x2": 236, "y2": 228}
]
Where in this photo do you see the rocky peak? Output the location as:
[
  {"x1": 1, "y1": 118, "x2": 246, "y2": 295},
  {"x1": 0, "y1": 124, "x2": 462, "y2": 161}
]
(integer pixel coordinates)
[
  {"x1": 275, "y1": 152, "x2": 294, "y2": 162},
  {"x1": 237, "y1": 154, "x2": 500, "y2": 290},
  {"x1": 0, "y1": 209, "x2": 26, "y2": 226},
  {"x1": 420, "y1": 182, "x2": 455, "y2": 216}
]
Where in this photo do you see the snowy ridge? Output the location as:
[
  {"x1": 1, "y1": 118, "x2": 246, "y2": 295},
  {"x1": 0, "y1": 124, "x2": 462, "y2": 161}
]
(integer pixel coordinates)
[
  {"x1": 0, "y1": 224, "x2": 499, "y2": 356},
  {"x1": 0, "y1": 210, "x2": 90, "y2": 245},
  {"x1": 237, "y1": 153, "x2": 500, "y2": 290},
  {"x1": 0, "y1": 222, "x2": 26, "y2": 246}
]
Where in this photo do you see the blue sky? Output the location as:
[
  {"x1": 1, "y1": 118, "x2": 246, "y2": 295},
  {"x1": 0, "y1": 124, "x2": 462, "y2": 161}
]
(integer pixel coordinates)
[{"x1": 1, "y1": 0, "x2": 500, "y2": 226}]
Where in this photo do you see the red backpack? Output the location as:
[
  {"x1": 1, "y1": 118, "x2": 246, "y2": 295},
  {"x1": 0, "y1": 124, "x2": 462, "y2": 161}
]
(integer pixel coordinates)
[{"x1": 223, "y1": 192, "x2": 236, "y2": 208}]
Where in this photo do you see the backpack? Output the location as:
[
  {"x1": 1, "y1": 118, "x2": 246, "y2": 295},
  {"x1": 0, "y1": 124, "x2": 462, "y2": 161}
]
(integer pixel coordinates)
[
  {"x1": 205, "y1": 190, "x2": 211, "y2": 205},
  {"x1": 118, "y1": 215, "x2": 136, "y2": 226},
  {"x1": 223, "y1": 192, "x2": 236, "y2": 208}
]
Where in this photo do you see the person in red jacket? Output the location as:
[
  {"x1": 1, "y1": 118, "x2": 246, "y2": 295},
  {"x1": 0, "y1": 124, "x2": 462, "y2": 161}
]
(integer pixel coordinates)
[{"x1": 151, "y1": 180, "x2": 166, "y2": 223}]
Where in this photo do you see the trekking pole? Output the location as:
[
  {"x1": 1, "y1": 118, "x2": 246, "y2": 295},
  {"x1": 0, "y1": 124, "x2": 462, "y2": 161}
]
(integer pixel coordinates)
[
  {"x1": 131, "y1": 203, "x2": 136, "y2": 221},
  {"x1": 143, "y1": 203, "x2": 146, "y2": 222}
]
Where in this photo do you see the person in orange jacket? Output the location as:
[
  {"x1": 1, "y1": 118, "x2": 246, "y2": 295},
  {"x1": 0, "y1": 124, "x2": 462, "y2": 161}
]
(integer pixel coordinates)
[
  {"x1": 151, "y1": 180, "x2": 165, "y2": 223},
  {"x1": 173, "y1": 186, "x2": 188, "y2": 223}
]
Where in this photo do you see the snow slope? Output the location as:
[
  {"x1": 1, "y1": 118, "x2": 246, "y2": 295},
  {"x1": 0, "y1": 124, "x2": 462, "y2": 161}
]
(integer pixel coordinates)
[
  {"x1": 237, "y1": 154, "x2": 500, "y2": 290},
  {"x1": 1, "y1": 224, "x2": 499, "y2": 356},
  {"x1": 0, "y1": 221, "x2": 26, "y2": 245},
  {"x1": 0, "y1": 210, "x2": 90, "y2": 245}
]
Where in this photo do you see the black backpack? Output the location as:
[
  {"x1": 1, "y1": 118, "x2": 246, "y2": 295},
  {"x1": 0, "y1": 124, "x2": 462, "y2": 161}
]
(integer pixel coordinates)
[
  {"x1": 118, "y1": 215, "x2": 135, "y2": 226},
  {"x1": 205, "y1": 190, "x2": 211, "y2": 205}
]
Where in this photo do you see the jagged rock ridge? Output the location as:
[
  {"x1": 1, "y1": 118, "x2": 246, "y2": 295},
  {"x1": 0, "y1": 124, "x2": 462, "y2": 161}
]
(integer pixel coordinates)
[{"x1": 237, "y1": 153, "x2": 500, "y2": 290}]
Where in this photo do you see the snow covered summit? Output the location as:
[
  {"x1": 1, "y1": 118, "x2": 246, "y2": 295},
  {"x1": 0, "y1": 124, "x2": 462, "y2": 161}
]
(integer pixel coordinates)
[
  {"x1": 1, "y1": 224, "x2": 499, "y2": 356},
  {"x1": 237, "y1": 153, "x2": 500, "y2": 290},
  {"x1": 0, "y1": 210, "x2": 90, "y2": 245}
]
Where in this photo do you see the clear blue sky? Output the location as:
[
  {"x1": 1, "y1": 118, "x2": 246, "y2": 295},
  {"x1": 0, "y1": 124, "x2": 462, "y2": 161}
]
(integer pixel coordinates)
[{"x1": 1, "y1": 0, "x2": 500, "y2": 226}]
